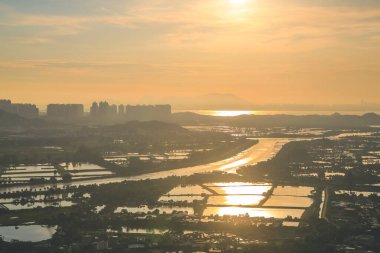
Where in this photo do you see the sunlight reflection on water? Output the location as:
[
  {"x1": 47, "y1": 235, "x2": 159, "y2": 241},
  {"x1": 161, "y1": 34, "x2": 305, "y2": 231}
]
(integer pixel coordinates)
[{"x1": 203, "y1": 207, "x2": 304, "y2": 219}]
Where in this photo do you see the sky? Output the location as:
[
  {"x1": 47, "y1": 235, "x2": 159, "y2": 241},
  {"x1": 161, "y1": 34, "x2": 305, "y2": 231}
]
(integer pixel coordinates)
[{"x1": 0, "y1": 0, "x2": 380, "y2": 107}]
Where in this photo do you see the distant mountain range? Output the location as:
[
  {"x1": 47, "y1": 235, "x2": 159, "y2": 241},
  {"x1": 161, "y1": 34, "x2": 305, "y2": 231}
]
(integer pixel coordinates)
[{"x1": 104, "y1": 121, "x2": 189, "y2": 136}]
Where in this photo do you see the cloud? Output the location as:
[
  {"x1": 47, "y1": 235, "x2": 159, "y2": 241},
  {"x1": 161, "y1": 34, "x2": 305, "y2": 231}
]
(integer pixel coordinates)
[
  {"x1": 0, "y1": 0, "x2": 379, "y2": 91},
  {"x1": 0, "y1": 59, "x2": 229, "y2": 78},
  {"x1": 1, "y1": 0, "x2": 380, "y2": 50}
]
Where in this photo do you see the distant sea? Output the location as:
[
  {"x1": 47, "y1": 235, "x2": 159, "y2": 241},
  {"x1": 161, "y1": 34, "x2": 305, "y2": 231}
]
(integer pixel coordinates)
[{"x1": 174, "y1": 110, "x2": 380, "y2": 117}]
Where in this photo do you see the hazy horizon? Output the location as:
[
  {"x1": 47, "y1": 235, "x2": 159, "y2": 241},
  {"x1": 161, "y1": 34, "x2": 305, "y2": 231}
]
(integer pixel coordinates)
[
  {"x1": 2, "y1": 93, "x2": 380, "y2": 112},
  {"x1": 2, "y1": 94, "x2": 380, "y2": 116}
]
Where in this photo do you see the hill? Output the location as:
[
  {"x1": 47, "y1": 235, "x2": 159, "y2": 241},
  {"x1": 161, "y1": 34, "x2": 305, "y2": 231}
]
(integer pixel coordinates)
[{"x1": 105, "y1": 120, "x2": 189, "y2": 134}]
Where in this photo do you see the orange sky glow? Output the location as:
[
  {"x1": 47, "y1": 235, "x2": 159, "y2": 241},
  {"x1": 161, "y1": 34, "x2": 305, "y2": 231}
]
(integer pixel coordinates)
[{"x1": 0, "y1": 0, "x2": 379, "y2": 106}]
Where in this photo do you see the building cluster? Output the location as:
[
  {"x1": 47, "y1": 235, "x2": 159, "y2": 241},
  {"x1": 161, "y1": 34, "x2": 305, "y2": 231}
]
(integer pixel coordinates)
[
  {"x1": 90, "y1": 101, "x2": 171, "y2": 121},
  {"x1": 47, "y1": 104, "x2": 84, "y2": 120},
  {"x1": 1, "y1": 98, "x2": 172, "y2": 122},
  {"x1": 90, "y1": 101, "x2": 119, "y2": 120},
  {"x1": 0, "y1": 99, "x2": 39, "y2": 118}
]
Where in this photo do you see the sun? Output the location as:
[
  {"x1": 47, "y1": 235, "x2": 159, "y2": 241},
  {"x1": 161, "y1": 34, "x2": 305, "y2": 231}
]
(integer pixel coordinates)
[{"x1": 229, "y1": 0, "x2": 248, "y2": 5}]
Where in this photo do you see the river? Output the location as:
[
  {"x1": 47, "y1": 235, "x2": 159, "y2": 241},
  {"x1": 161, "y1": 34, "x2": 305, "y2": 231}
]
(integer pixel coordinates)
[{"x1": 0, "y1": 138, "x2": 295, "y2": 194}]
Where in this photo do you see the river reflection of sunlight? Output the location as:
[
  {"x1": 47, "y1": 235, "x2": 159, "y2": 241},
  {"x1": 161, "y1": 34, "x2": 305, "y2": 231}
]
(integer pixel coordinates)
[
  {"x1": 207, "y1": 184, "x2": 271, "y2": 206},
  {"x1": 223, "y1": 185, "x2": 268, "y2": 205},
  {"x1": 209, "y1": 182, "x2": 270, "y2": 187},
  {"x1": 206, "y1": 207, "x2": 271, "y2": 217},
  {"x1": 203, "y1": 207, "x2": 305, "y2": 219},
  {"x1": 224, "y1": 195, "x2": 263, "y2": 205},
  {"x1": 220, "y1": 185, "x2": 270, "y2": 195},
  {"x1": 222, "y1": 207, "x2": 268, "y2": 216},
  {"x1": 208, "y1": 183, "x2": 272, "y2": 195},
  {"x1": 218, "y1": 158, "x2": 251, "y2": 171}
]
